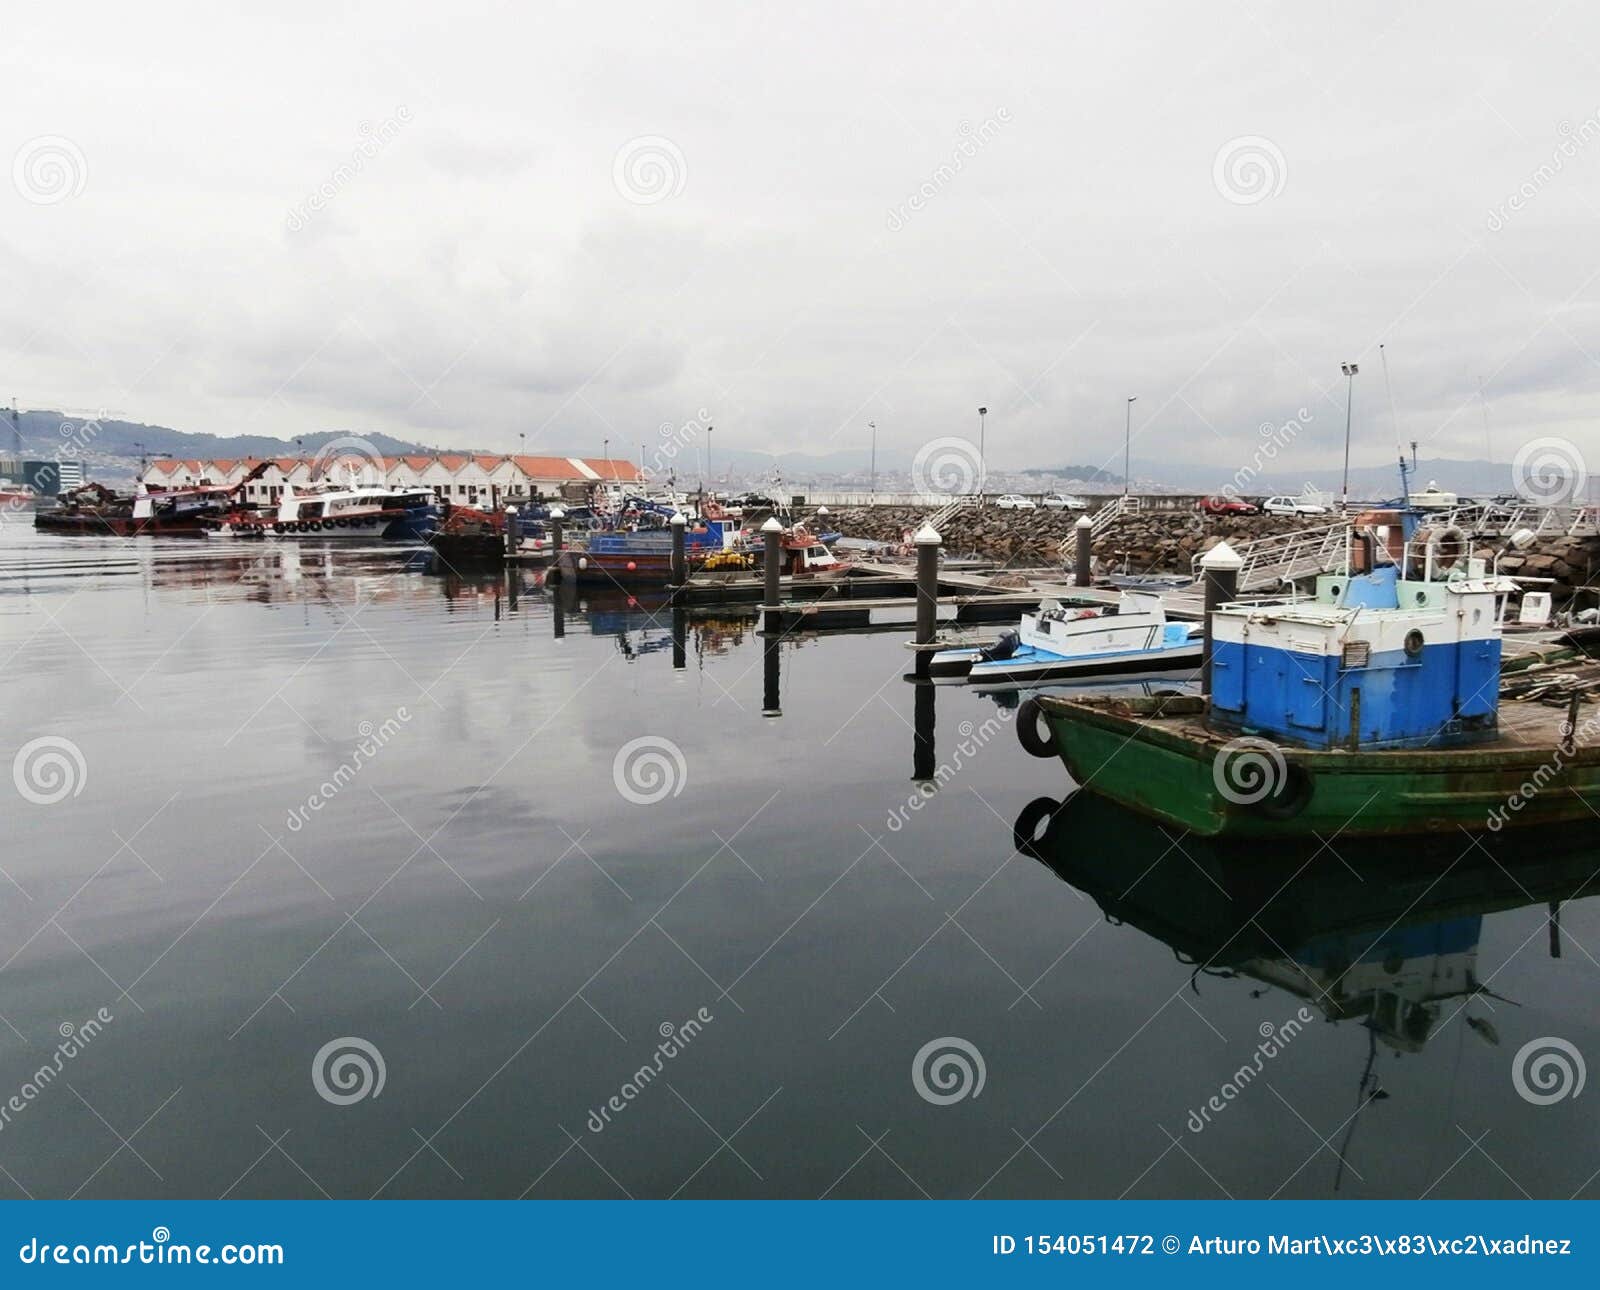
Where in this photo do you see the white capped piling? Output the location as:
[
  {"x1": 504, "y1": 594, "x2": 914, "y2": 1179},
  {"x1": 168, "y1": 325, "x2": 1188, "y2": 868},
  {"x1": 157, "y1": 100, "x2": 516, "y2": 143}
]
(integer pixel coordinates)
[
  {"x1": 1074, "y1": 514, "x2": 1093, "y2": 587},
  {"x1": 914, "y1": 524, "x2": 942, "y2": 674},
  {"x1": 505, "y1": 505, "x2": 520, "y2": 557},
  {"x1": 548, "y1": 506, "x2": 565, "y2": 552},
  {"x1": 762, "y1": 515, "x2": 785, "y2": 612},
  {"x1": 1199, "y1": 540, "x2": 1243, "y2": 696}
]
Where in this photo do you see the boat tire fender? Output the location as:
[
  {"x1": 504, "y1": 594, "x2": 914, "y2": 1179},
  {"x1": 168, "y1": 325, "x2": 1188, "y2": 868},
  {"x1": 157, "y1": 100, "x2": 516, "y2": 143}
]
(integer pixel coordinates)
[
  {"x1": 1017, "y1": 697, "x2": 1058, "y2": 759},
  {"x1": 272, "y1": 522, "x2": 285, "y2": 534},
  {"x1": 1012, "y1": 794, "x2": 1064, "y2": 856},
  {"x1": 1255, "y1": 763, "x2": 1315, "y2": 821}
]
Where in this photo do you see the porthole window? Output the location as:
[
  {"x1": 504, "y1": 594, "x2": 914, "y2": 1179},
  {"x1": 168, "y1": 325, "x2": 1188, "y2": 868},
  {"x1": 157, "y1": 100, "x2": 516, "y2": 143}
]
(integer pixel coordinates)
[{"x1": 1404, "y1": 629, "x2": 1425, "y2": 658}]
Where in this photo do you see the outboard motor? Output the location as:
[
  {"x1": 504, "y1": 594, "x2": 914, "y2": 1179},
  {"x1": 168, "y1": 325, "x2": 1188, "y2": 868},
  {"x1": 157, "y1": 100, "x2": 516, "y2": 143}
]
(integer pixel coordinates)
[{"x1": 979, "y1": 630, "x2": 1020, "y2": 663}]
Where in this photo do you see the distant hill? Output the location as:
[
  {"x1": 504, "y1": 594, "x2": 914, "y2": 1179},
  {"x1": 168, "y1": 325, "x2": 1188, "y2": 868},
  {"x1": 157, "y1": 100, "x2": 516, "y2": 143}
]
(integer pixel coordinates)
[
  {"x1": 4, "y1": 410, "x2": 432, "y2": 461},
  {"x1": 1134, "y1": 456, "x2": 1533, "y2": 498},
  {"x1": 1018, "y1": 464, "x2": 1124, "y2": 485}
]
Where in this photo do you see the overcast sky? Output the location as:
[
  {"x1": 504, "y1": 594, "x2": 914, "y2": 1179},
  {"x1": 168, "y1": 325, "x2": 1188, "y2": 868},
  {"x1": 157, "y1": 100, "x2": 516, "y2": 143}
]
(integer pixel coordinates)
[{"x1": 4, "y1": 1, "x2": 1600, "y2": 486}]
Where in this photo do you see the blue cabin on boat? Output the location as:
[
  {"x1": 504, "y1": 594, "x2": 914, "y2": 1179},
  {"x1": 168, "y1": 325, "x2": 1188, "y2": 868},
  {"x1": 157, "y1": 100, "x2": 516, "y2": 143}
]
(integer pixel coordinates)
[{"x1": 1207, "y1": 560, "x2": 1516, "y2": 751}]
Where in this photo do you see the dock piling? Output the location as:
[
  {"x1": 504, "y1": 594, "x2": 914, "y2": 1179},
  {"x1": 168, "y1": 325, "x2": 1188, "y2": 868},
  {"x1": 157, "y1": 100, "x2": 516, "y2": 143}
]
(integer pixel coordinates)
[
  {"x1": 549, "y1": 506, "x2": 565, "y2": 553},
  {"x1": 504, "y1": 505, "x2": 520, "y2": 558},
  {"x1": 670, "y1": 512, "x2": 687, "y2": 588},
  {"x1": 762, "y1": 515, "x2": 784, "y2": 628},
  {"x1": 762, "y1": 636, "x2": 782, "y2": 716},
  {"x1": 1199, "y1": 541, "x2": 1243, "y2": 696},
  {"x1": 1074, "y1": 514, "x2": 1093, "y2": 587},
  {"x1": 913, "y1": 524, "x2": 942, "y2": 676}
]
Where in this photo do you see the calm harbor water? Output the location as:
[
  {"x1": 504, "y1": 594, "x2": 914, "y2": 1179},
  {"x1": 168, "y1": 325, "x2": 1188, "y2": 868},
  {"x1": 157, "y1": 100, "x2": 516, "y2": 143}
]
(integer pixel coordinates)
[{"x1": 1, "y1": 520, "x2": 1596, "y2": 1200}]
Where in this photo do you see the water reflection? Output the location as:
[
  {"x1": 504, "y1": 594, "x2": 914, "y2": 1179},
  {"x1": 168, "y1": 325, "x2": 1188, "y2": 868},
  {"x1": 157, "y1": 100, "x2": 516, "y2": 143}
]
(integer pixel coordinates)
[
  {"x1": 1014, "y1": 791, "x2": 1598, "y2": 1189},
  {"x1": 1015, "y1": 790, "x2": 1595, "y2": 1053}
]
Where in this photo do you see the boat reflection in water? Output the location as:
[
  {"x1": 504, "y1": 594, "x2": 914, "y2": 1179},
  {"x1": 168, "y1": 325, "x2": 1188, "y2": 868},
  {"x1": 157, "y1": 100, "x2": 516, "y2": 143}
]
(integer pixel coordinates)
[{"x1": 1013, "y1": 789, "x2": 1597, "y2": 1185}]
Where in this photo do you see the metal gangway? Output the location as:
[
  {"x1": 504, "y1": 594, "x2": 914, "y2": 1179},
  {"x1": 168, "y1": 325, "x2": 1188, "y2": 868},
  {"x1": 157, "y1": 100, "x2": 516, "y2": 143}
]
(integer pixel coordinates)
[
  {"x1": 1189, "y1": 520, "x2": 1350, "y2": 592},
  {"x1": 1428, "y1": 501, "x2": 1600, "y2": 539},
  {"x1": 922, "y1": 494, "x2": 976, "y2": 532},
  {"x1": 1055, "y1": 493, "x2": 1141, "y2": 561}
]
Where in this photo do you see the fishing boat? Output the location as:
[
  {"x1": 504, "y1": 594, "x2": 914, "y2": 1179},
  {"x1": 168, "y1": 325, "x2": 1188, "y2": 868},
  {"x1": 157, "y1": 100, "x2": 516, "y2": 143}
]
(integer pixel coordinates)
[
  {"x1": 0, "y1": 478, "x2": 36, "y2": 507},
  {"x1": 551, "y1": 523, "x2": 724, "y2": 585},
  {"x1": 34, "y1": 483, "x2": 237, "y2": 536},
  {"x1": 694, "y1": 523, "x2": 852, "y2": 583},
  {"x1": 1016, "y1": 507, "x2": 1600, "y2": 837},
  {"x1": 928, "y1": 590, "x2": 1203, "y2": 686},
  {"x1": 206, "y1": 483, "x2": 438, "y2": 540}
]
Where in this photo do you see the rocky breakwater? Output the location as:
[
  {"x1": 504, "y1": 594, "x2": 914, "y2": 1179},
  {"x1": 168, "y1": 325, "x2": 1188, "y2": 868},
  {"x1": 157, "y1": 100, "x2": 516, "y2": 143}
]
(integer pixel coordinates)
[
  {"x1": 1475, "y1": 533, "x2": 1599, "y2": 602},
  {"x1": 818, "y1": 504, "x2": 1320, "y2": 573},
  {"x1": 817, "y1": 503, "x2": 1600, "y2": 599}
]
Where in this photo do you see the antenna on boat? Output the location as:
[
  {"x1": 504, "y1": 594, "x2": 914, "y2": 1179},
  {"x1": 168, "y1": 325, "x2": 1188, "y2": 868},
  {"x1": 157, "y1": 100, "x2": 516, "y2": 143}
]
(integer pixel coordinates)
[
  {"x1": 1379, "y1": 343, "x2": 1403, "y2": 475},
  {"x1": 8, "y1": 399, "x2": 19, "y2": 459},
  {"x1": 1477, "y1": 376, "x2": 1493, "y2": 469}
]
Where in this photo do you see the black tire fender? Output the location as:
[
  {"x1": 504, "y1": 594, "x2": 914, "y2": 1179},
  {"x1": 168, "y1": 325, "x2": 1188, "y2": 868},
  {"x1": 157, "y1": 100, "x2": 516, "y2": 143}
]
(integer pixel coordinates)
[
  {"x1": 1017, "y1": 697, "x2": 1058, "y2": 759},
  {"x1": 1256, "y1": 763, "x2": 1315, "y2": 820}
]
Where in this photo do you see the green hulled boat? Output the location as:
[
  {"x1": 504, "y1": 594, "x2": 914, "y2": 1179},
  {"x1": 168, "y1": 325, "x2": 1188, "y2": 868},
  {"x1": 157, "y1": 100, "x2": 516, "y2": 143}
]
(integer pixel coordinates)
[
  {"x1": 1023, "y1": 685, "x2": 1600, "y2": 839},
  {"x1": 1016, "y1": 509, "x2": 1600, "y2": 838}
]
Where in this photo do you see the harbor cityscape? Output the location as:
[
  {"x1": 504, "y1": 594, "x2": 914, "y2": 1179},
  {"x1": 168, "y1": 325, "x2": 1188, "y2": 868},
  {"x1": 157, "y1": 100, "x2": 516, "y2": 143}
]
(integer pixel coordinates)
[{"x1": 3, "y1": 0, "x2": 1599, "y2": 1276}]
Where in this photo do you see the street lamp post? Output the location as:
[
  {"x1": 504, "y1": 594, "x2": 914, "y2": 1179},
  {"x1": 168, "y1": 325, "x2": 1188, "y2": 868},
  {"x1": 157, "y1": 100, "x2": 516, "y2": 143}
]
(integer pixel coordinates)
[
  {"x1": 869, "y1": 421, "x2": 877, "y2": 499},
  {"x1": 977, "y1": 406, "x2": 987, "y2": 505},
  {"x1": 1340, "y1": 362, "x2": 1359, "y2": 511},
  {"x1": 1124, "y1": 397, "x2": 1137, "y2": 498}
]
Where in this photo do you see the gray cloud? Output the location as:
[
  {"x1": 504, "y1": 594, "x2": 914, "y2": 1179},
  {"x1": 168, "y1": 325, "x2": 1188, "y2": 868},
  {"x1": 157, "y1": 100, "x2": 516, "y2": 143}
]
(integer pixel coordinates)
[{"x1": 1, "y1": 1, "x2": 1597, "y2": 486}]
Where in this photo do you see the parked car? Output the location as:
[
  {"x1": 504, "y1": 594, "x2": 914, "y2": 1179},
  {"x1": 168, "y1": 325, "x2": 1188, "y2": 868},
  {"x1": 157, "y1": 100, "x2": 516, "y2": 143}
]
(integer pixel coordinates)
[
  {"x1": 994, "y1": 494, "x2": 1037, "y2": 510},
  {"x1": 1196, "y1": 495, "x2": 1260, "y2": 516},
  {"x1": 1040, "y1": 493, "x2": 1089, "y2": 510},
  {"x1": 1262, "y1": 495, "x2": 1330, "y2": 516}
]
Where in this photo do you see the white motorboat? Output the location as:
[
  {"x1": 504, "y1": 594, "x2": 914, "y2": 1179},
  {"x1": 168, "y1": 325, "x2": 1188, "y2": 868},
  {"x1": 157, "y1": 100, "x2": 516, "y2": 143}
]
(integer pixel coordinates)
[{"x1": 929, "y1": 590, "x2": 1203, "y2": 687}]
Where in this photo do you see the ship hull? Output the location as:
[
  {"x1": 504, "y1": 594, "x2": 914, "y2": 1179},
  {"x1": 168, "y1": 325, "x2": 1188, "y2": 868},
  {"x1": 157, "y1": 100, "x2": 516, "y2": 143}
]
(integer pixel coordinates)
[
  {"x1": 33, "y1": 512, "x2": 210, "y2": 536},
  {"x1": 1033, "y1": 693, "x2": 1600, "y2": 838}
]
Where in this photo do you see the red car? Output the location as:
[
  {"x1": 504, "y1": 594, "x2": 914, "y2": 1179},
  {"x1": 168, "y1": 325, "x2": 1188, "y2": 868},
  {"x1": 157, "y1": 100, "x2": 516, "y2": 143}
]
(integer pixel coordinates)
[{"x1": 1197, "y1": 495, "x2": 1260, "y2": 515}]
